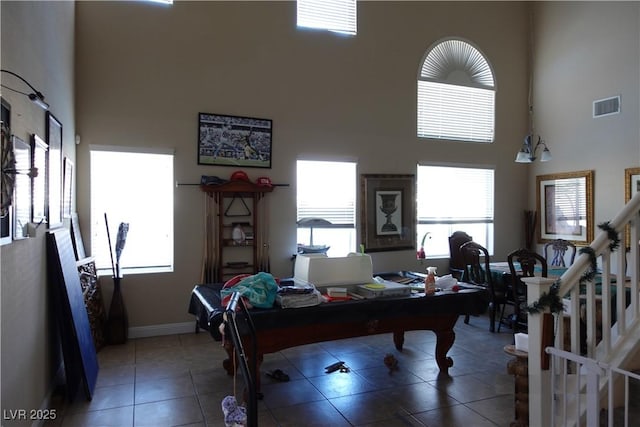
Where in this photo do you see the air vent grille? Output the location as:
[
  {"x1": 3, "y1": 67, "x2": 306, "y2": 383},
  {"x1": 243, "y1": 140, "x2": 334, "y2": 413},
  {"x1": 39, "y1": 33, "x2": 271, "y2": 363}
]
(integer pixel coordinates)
[{"x1": 593, "y1": 95, "x2": 620, "y2": 118}]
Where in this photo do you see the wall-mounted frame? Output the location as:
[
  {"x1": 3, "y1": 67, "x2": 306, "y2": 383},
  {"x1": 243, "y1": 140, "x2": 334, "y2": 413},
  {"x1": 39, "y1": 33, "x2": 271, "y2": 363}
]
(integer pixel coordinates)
[
  {"x1": 46, "y1": 112, "x2": 63, "y2": 228},
  {"x1": 1, "y1": 97, "x2": 12, "y2": 245},
  {"x1": 536, "y1": 170, "x2": 594, "y2": 244},
  {"x1": 31, "y1": 134, "x2": 48, "y2": 225},
  {"x1": 624, "y1": 167, "x2": 640, "y2": 249},
  {"x1": 360, "y1": 174, "x2": 416, "y2": 252},
  {"x1": 63, "y1": 157, "x2": 73, "y2": 219},
  {"x1": 12, "y1": 135, "x2": 31, "y2": 240},
  {"x1": 197, "y1": 112, "x2": 272, "y2": 168}
]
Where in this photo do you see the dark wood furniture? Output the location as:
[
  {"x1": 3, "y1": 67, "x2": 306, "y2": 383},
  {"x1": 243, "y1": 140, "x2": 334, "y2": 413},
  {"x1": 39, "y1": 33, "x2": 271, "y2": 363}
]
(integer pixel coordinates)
[
  {"x1": 504, "y1": 344, "x2": 529, "y2": 427},
  {"x1": 201, "y1": 181, "x2": 273, "y2": 282},
  {"x1": 448, "y1": 231, "x2": 473, "y2": 279},
  {"x1": 544, "y1": 238, "x2": 576, "y2": 267},
  {"x1": 189, "y1": 282, "x2": 488, "y2": 392},
  {"x1": 506, "y1": 249, "x2": 548, "y2": 333},
  {"x1": 460, "y1": 241, "x2": 505, "y2": 332}
]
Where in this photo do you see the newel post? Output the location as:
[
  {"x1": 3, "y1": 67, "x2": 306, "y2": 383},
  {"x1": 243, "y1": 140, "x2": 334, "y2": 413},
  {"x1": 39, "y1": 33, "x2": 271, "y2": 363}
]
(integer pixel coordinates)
[{"x1": 523, "y1": 276, "x2": 557, "y2": 427}]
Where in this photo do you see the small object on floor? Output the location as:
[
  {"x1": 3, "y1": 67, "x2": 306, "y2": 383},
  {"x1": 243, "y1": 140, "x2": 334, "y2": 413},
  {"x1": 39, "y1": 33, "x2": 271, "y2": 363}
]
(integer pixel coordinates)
[
  {"x1": 325, "y1": 361, "x2": 345, "y2": 373},
  {"x1": 221, "y1": 395, "x2": 247, "y2": 427},
  {"x1": 266, "y1": 369, "x2": 290, "y2": 382},
  {"x1": 384, "y1": 353, "x2": 399, "y2": 373}
]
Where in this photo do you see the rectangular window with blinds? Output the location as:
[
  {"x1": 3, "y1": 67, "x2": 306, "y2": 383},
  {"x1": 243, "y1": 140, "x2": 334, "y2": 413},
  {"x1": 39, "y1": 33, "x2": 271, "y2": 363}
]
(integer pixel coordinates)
[
  {"x1": 417, "y1": 81, "x2": 495, "y2": 143},
  {"x1": 90, "y1": 146, "x2": 174, "y2": 275},
  {"x1": 417, "y1": 164, "x2": 495, "y2": 257},
  {"x1": 297, "y1": 0, "x2": 357, "y2": 35},
  {"x1": 297, "y1": 160, "x2": 356, "y2": 256}
]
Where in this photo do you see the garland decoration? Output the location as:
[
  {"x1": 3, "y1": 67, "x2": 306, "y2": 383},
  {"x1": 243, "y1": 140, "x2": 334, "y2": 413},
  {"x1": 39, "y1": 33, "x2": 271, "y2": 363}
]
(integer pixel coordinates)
[{"x1": 526, "y1": 221, "x2": 620, "y2": 314}]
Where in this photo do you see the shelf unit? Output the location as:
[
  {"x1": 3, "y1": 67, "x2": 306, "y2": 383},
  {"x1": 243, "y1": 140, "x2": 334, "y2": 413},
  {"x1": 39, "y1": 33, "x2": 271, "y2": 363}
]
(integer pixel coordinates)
[{"x1": 201, "y1": 181, "x2": 273, "y2": 282}]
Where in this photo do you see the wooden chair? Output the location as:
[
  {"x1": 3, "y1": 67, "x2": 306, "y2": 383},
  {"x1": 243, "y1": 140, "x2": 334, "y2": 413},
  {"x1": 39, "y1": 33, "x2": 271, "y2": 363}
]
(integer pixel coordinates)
[
  {"x1": 507, "y1": 248, "x2": 548, "y2": 333},
  {"x1": 460, "y1": 241, "x2": 506, "y2": 333},
  {"x1": 448, "y1": 231, "x2": 472, "y2": 279},
  {"x1": 544, "y1": 239, "x2": 576, "y2": 267}
]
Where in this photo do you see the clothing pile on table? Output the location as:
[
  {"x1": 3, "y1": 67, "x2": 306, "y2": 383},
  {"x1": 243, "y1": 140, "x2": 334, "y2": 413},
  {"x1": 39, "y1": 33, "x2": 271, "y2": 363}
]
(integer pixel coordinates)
[{"x1": 275, "y1": 279, "x2": 321, "y2": 308}]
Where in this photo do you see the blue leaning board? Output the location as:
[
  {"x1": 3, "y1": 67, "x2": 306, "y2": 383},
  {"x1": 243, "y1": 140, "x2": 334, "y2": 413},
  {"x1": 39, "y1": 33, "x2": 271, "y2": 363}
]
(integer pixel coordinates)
[{"x1": 48, "y1": 229, "x2": 99, "y2": 400}]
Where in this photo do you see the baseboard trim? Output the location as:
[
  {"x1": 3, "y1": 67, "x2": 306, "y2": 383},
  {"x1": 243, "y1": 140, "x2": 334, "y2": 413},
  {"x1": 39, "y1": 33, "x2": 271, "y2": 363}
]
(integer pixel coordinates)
[
  {"x1": 33, "y1": 364, "x2": 65, "y2": 427},
  {"x1": 128, "y1": 321, "x2": 195, "y2": 339}
]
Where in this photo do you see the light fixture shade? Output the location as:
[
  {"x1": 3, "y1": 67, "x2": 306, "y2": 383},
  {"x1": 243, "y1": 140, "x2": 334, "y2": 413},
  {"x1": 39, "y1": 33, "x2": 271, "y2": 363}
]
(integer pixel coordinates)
[
  {"x1": 28, "y1": 93, "x2": 49, "y2": 110},
  {"x1": 540, "y1": 147, "x2": 552, "y2": 162},
  {"x1": 515, "y1": 150, "x2": 532, "y2": 163},
  {"x1": 515, "y1": 134, "x2": 551, "y2": 163}
]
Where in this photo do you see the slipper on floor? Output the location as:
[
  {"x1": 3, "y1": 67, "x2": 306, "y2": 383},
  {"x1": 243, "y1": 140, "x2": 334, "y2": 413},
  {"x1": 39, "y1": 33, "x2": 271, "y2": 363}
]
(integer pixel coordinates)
[{"x1": 266, "y1": 369, "x2": 290, "y2": 382}]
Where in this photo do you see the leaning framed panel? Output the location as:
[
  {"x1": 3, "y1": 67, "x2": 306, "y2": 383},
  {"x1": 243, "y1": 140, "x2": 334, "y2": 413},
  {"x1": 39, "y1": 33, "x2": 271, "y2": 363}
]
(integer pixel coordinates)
[
  {"x1": 197, "y1": 112, "x2": 272, "y2": 168},
  {"x1": 624, "y1": 167, "x2": 640, "y2": 249},
  {"x1": 360, "y1": 174, "x2": 416, "y2": 252},
  {"x1": 536, "y1": 170, "x2": 594, "y2": 244}
]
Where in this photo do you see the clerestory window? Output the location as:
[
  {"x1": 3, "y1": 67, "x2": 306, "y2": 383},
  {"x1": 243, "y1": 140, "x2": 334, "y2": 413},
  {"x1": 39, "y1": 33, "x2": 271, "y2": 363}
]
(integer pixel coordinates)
[
  {"x1": 417, "y1": 38, "x2": 496, "y2": 143},
  {"x1": 297, "y1": 0, "x2": 357, "y2": 35}
]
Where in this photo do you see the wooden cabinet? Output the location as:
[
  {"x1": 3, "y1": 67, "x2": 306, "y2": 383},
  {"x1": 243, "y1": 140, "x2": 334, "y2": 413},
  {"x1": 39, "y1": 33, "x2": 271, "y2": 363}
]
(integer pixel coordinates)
[{"x1": 201, "y1": 181, "x2": 273, "y2": 282}]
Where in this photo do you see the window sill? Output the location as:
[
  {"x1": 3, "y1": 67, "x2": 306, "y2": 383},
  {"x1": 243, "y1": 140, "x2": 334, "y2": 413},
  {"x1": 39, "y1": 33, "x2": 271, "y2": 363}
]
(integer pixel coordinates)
[{"x1": 96, "y1": 266, "x2": 173, "y2": 278}]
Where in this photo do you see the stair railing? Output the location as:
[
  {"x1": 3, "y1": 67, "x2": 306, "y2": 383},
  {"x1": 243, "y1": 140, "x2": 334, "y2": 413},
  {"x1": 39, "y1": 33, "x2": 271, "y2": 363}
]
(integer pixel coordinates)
[{"x1": 525, "y1": 190, "x2": 640, "y2": 427}]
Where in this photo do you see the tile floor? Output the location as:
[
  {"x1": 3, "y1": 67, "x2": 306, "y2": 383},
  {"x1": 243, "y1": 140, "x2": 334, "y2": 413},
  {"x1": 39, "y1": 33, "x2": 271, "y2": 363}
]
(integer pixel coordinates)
[{"x1": 47, "y1": 313, "x2": 518, "y2": 426}]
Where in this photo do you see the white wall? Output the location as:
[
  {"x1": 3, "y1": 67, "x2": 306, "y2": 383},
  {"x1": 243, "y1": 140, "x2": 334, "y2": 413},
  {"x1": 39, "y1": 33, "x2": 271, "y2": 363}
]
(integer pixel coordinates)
[
  {"x1": 1, "y1": 0, "x2": 75, "y2": 422},
  {"x1": 530, "y1": 1, "x2": 640, "y2": 261},
  {"x1": 74, "y1": 1, "x2": 530, "y2": 328}
]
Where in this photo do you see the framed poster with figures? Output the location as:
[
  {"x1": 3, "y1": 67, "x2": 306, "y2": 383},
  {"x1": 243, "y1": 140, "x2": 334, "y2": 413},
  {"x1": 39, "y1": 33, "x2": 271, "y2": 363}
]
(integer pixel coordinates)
[{"x1": 198, "y1": 112, "x2": 272, "y2": 168}]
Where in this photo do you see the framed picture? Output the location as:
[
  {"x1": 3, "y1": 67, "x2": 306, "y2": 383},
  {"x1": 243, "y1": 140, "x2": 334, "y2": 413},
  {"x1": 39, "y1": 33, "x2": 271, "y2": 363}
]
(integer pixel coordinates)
[
  {"x1": 624, "y1": 167, "x2": 640, "y2": 249},
  {"x1": 1, "y1": 98, "x2": 11, "y2": 245},
  {"x1": 31, "y1": 134, "x2": 48, "y2": 224},
  {"x1": 46, "y1": 112, "x2": 63, "y2": 228},
  {"x1": 536, "y1": 170, "x2": 594, "y2": 244},
  {"x1": 197, "y1": 112, "x2": 272, "y2": 168},
  {"x1": 63, "y1": 157, "x2": 73, "y2": 218},
  {"x1": 12, "y1": 135, "x2": 31, "y2": 240},
  {"x1": 361, "y1": 174, "x2": 416, "y2": 252}
]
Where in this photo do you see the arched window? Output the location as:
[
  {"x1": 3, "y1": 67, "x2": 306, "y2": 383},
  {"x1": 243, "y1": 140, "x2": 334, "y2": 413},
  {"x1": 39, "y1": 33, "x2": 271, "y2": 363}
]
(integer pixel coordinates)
[{"x1": 417, "y1": 38, "x2": 496, "y2": 143}]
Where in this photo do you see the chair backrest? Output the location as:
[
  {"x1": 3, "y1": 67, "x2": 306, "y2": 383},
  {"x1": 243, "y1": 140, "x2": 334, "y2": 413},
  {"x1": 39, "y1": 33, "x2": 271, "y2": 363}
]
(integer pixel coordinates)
[
  {"x1": 459, "y1": 241, "x2": 494, "y2": 295},
  {"x1": 448, "y1": 231, "x2": 473, "y2": 278},
  {"x1": 507, "y1": 248, "x2": 548, "y2": 279},
  {"x1": 544, "y1": 239, "x2": 576, "y2": 267}
]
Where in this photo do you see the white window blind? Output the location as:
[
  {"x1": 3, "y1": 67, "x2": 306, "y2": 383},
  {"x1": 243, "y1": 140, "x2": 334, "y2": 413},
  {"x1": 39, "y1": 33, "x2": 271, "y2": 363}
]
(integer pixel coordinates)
[
  {"x1": 90, "y1": 146, "x2": 174, "y2": 275},
  {"x1": 417, "y1": 165, "x2": 494, "y2": 256},
  {"x1": 297, "y1": 0, "x2": 357, "y2": 35},
  {"x1": 297, "y1": 160, "x2": 356, "y2": 224},
  {"x1": 417, "y1": 38, "x2": 495, "y2": 142},
  {"x1": 417, "y1": 81, "x2": 495, "y2": 142},
  {"x1": 552, "y1": 178, "x2": 587, "y2": 227},
  {"x1": 297, "y1": 160, "x2": 356, "y2": 256}
]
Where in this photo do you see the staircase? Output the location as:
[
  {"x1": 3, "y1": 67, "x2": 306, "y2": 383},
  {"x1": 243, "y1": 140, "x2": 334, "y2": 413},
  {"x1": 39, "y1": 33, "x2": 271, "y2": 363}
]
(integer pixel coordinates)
[{"x1": 525, "y1": 191, "x2": 640, "y2": 427}]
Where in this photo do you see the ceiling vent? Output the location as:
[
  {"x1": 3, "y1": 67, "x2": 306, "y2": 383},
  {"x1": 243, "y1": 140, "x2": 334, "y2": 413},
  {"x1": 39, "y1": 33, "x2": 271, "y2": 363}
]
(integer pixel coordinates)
[{"x1": 593, "y1": 95, "x2": 620, "y2": 118}]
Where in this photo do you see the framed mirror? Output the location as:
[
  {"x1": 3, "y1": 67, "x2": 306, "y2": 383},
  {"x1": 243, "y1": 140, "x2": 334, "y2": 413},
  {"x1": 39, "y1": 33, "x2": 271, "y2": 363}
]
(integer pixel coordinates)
[{"x1": 536, "y1": 170, "x2": 594, "y2": 244}]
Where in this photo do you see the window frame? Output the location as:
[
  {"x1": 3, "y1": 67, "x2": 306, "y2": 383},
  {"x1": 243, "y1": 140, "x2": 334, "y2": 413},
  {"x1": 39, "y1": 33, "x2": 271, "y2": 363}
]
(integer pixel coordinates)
[
  {"x1": 89, "y1": 145, "x2": 175, "y2": 276},
  {"x1": 417, "y1": 37, "x2": 496, "y2": 143},
  {"x1": 296, "y1": 159, "x2": 357, "y2": 256},
  {"x1": 296, "y1": 0, "x2": 357, "y2": 35},
  {"x1": 416, "y1": 163, "x2": 495, "y2": 257}
]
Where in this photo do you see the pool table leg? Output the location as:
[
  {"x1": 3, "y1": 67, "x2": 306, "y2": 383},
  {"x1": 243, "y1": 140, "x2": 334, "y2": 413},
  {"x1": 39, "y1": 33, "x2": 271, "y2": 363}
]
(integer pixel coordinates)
[
  {"x1": 393, "y1": 315, "x2": 458, "y2": 375},
  {"x1": 434, "y1": 328, "x2": 455, "y2": 374}
]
